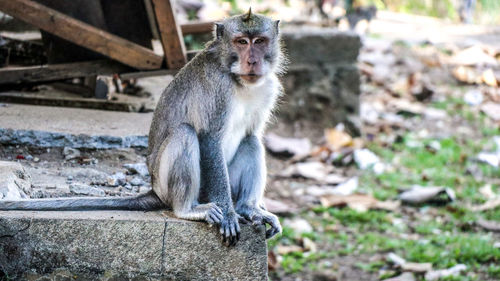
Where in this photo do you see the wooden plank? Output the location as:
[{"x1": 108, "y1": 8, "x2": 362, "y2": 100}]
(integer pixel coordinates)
[
  {"x1": 0, "y1": 0, "x2": 163, "y2": 70},
  {"x1": 151, "y1": 0, "x2": 187, "y2": 69},
  {"x1": 181, "y1": 21, "x2": 214, "y2": 35},
  {"x1": 0, "y1": 92, "x2": 135, "y2": 112},
  {"x1": 0, "y1": 61, "x2": 130, "y2": 84}
]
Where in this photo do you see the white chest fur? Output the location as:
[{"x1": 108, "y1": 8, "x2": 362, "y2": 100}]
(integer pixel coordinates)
[{"x1": 222, "y1": 75, "x2": 280, "y2": 163}]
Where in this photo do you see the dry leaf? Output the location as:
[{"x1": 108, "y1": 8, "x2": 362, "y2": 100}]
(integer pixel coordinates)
[
  {"x1": 399, "y1": 186, "x2": 455, "y2": 204},
  {"x1": 476, "y1": 219, "x2": 500, "y2": 232},
  {"x1": 264, "y1": 133, "x2": 312, "y2": 157},
  {"x1": 481, "y1": 102, "x2": 500, "y2": 121},
  {"x1": 263, "y1": 197, "x2": 297, "y2": 215},
  {"x1": 470, "y1": 198, "x2": 500, "y2": 211},
  {"x1": 449, "y1": 46, "x2": 498, "y2": 66},
  {"x1": 452, "y1": 66, "x2": 481, "y2": 84},
  {"x1": 276, "y1": 245, "x2": 303, "y2": 255},
  {"x1": 320, "y1": 193, "x2": 400, "y2": 212},
  {"x1": 482, "y1": 69, "x2": 498, "y2": 87},
  {"x1": 325, "y1": 128, "x2": 352, "y2": 151},
  {"x1": 402, "y1": 262, "x2": 433, "y2": 273},
  {"x1": 278, "y1": 161, "x2": 330, "y2": 181}
]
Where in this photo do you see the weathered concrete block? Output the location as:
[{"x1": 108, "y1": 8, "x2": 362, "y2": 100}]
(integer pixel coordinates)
[
  {"x1": 0, "y1": 161, "x2": 31, "y2": 200},
  {"x1": 280, "y1": 28, "x2": 361, "y2": 132},
  {"x1": 0, "y1": 210, "x2": 268, "y2": 280}
]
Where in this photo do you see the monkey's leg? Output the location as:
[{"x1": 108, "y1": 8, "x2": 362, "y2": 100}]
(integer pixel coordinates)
[
  {"x1": 228, "y1": 135, "x2": 282, "y2": 239},
  {"x1": 198, "y1": 133, "x2": 241, "y2": 245},
  {"x1": 155, "y1": 124, "x2": 223, "y2": 225}
]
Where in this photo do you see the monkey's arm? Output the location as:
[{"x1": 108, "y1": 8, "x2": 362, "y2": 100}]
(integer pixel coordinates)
[
  {"x1": 198, "y1": 133, "x2": 241, "y2": 244},
  {"x1": 228, "y1": 135, "x2": 282, "y2": 238}
]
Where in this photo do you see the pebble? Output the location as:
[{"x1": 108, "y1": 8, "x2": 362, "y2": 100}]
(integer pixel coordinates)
[
  {"x1": 107, "y1": 172, "x2": 127, "y2": 187},
  {"x1": 123, "y1": 163, "x2": 149, "y2": 177},
  {"x1": 130, "y1": 177, "x2": 144, "y2": 186},
  {"x1": 63, "y1": 147, "x2": 81, "y2": 160},
  {"x1": 69, "y1": 184, "x2": 105, "y2": 197}
]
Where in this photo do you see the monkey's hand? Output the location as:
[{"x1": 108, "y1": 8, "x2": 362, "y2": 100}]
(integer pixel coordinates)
[
  {"x1": 236, "y1": 206, "x2": 282, "y2": 239},
  {"x1": 219, "y1": 211, "x2": 241, "y2": 246}
]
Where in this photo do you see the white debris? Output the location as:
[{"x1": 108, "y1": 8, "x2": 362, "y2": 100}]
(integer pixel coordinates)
[
  {"x1": 354, "y1": 149, "x2": 385, "y2": 174},
  {"x1": 399, "y1": 186, "x2": 455, "y2": 204},
  {"x1": 123, "y1": 163, "x2": 150, "y2": 177},
  {"x1": 463, "y1": 89, "x2": 483, "y2": 106},
  {"x1": 284, "y1": 218, "x2": 313, "y2": 234},
  {"x1": 330, "y1": 177, "x2": 358, "y2": 196},
  {"x1": 63, "y1": 147, "x2": 81, "y2": 160},
  {"x1": 387, "y1": 252, "x2": 406, "y2": 266},
  {"x1": 0, "y1": 161, "x2": 31, "y2": 199},
  {"x1": 264, "y1": 133, "x2": 312, "y2": 157},
  {"x1": 477, "y1": 152, "x2": 499, "y2": 168},
  {"x1": 425, "y1": 264, "x2": 467, "y2": 281},
  {"x1": 279, "y1": 161, "x2": 330, "y2": 182},
  {"x1": 69, "y1": 184, "x2": 105, "y2": 197}
]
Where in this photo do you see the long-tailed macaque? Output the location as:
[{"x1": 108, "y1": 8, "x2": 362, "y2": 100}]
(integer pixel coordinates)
[{"x1": 0, "y1": 10, "x2": 284, "y2": 245}]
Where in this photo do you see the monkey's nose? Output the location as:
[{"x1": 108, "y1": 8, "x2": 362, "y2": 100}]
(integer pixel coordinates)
[{"x1": 247, "y1": 58, "x2": 257, "y2": 65}]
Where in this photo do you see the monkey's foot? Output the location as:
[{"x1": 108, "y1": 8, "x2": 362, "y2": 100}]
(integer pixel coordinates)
[
  {"x1": 174, "y1": 203, "x2": 223, "y2": 225},
  {"x1": 219, "y1": 211, "x2": 241, "y2": 246},
  {"x1": 236, "y1": 206, "x2": 282, "y2": 239}
]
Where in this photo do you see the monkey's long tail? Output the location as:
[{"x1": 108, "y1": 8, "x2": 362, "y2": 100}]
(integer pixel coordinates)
[{"x1": 0, "y1": 191, "x2": 165, "y2": 211}]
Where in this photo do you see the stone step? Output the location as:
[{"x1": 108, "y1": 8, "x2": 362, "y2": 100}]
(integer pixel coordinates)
[{"x1": 0, "y1": 210, "x2": 268, "y2": 280}]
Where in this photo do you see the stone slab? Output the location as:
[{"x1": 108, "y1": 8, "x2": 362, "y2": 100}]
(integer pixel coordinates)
[{"x1": 0, "y1": 210, "x2": 268, "y2": 280}]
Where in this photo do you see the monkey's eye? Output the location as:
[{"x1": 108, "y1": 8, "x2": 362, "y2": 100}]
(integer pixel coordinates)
[
  {"x1": 237, "y1": 39, "x2": 248, "y2": 45},
  {"x1": 254, "y1": 38, "x2": 265, "y2": 44}
]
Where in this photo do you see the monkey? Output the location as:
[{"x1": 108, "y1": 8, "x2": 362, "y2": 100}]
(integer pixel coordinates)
[{"x1": 0, "y1": 9, "x2": 283, "y2": 245}]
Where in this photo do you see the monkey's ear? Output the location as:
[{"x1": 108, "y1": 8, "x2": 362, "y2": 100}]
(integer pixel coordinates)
[
  {"x1": 215, "y1": 23, "x2": 224, "y2": 39},
  {"x1": 274, "y1": 20, "x2": 280, "y2": 33}
]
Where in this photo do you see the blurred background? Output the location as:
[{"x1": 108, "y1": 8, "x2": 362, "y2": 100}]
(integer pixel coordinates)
[{"x1": 1, "y1": 0, "x2": 500, "y2": 280}]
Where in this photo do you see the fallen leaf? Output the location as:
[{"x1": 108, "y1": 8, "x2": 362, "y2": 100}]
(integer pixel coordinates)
[
  {"x1": 325, "y1": 128, "x2": 352, "y2": 151},
  {"x1": 302, "y1": 237, "x2": 317, "y2": 252},
  {"x1": 399, "y1": 186, "x2": 455, "y2": 204},
  {"x1": 264, "y1": 133, "x2": 312, "y2": 157},
  {"x1": 284, "y1": 218, "x2": 313, "y2": 234},
  {"x1": 424, "y1": 264, "x2": 467, "y2": 281},
  {"x1": 263, "y1": 197, "x2": 297, "y2": 215},
  {"x1": 449, "y1": 46, "x2": 498, "y2": 67},
  {"x1": 383, "y1": 272, "x2": 416, "y2": 281},
  {"x1": 479, "y1": 184, "x2": 496, "y2": 200},
  {"x1": 482, "y1": 69, "x2": 498, "y2": 87},
  {"x1": 268, "y1": 250, "x2": 278, "y2": 270},
  {"x1": 476, "y1": 219, "x2": 500, "y2": 232},
  {"x1": 278, "y1": 161, "x2": 330, "y2": 181},
  {"x1": 276, "y1": 245, "x2": 303, "y2": 255},
  {"x1": 401, "y1": 262, "x2": 433, "y2": 273},
  {"x1": 320, "y1": 193, "x2": 400, "y2": 212},
  {"x1": 477, "y1": 152, "x2": 500, "y2": 167},
  {"x1": 387, "y1": 252, "x2": 406, "y2": 266},
  {"x1": 481, "y1": 102, "x2": 500, "y2": 121},
  {"x1": 452, "y1": 66, "x2": 481, "y2": 84},
  {"x1": 470, "y1": 198, "x2": 500, "y2": 211}
]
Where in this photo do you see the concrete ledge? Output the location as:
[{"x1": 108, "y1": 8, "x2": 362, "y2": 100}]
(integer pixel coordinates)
[{"x1": 0, "y1": 210, "x2": 268, "y2": 280}]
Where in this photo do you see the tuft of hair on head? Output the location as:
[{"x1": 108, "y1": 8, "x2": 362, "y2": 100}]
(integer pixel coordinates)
[{"x1": 243, "y1": 7, "x2": 252, "y2": 22}]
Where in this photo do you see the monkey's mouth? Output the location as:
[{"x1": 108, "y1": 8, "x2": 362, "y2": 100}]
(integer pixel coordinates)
[{"x1": 239, "y1": 73, "x2": 261, "y2": 83}]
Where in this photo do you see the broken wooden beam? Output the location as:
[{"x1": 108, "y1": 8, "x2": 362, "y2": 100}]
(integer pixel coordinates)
[
  {"x1": 181, "y1": 21, "x2": 214, "y2": 35},
  {"x1": 0, "y1": 0, "x2": 163, "y2": 70},
  {"x1": 0, "y1": 60, "x2": 129, "y2": 85},
  {"x1": 151, "y1": 0, "x2": 187, "y2": 69}
]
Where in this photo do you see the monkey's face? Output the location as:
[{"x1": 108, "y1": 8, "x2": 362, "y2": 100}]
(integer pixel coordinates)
[
  {"x1": 217, "y1": 12, "x2": 281, "y2": 85},
  {"x1": 230, "y1": 35, "x2": 271, "y2": 84}
]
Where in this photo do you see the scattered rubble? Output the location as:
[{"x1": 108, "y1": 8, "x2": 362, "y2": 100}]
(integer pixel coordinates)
[
  {"x1": 0, "y1": 161, "x2": 31, "y2": 199},
  {"x1": 69, "y1": 183, "x2": 105, "y2": 197}
]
